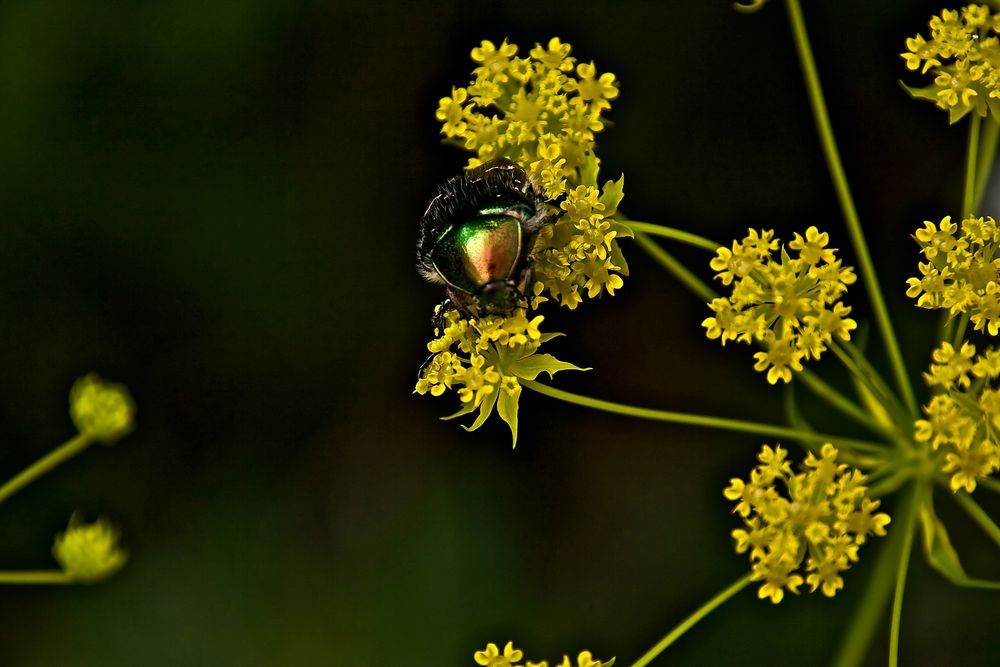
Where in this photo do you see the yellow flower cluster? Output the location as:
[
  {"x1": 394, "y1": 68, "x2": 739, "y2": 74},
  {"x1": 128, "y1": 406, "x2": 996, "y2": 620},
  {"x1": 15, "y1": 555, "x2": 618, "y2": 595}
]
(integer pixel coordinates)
[
  {"x1": 436, "y1": 37, "x2": 630, "y2": 312},
  {"x1": 420, "y1": 38, "x2": 630, "y2": 441},
  {"x1": 69, "y1": 373, "x2": 135, "y2": 444},
  {"x1": 901, "y1": 5, "x2": 1000, "y2": 122},
  {"x1": 438, "y1": 37, "x2": 618, "y2": 198},
  {"x1": 531, "y1": 179, "x2": 631, "y2": 310},
  {"x1": 915, "y1": 340, "x2": 1000, "y2": 492},
  {"x1": 415, "y1": 307, "x2": 583, "y2": 444},
  {"x1": 473, "y1": 642, "x2": 611, "y2": 667},
  {"x1": 53, "y1": 514, "x2": 128, "y2": 583},
  {"x1": 724, "y1": 444, "x2": 891, "y2": 604},
  {"x1": 906, "y1": 215, "x2": 1000, "y2": 334},
  {"x1": 702, "y1": 227, "x2": 858, "y2": 384}
]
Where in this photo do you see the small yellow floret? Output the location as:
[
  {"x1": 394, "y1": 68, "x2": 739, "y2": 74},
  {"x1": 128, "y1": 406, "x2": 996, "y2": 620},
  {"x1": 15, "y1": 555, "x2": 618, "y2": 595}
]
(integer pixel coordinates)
[
  {"x1": 53, "y1": 515, "x2": 128, "y2": 583},
  {"x1": 69, "y1": 374, "x2": 135, "y2": 444}
]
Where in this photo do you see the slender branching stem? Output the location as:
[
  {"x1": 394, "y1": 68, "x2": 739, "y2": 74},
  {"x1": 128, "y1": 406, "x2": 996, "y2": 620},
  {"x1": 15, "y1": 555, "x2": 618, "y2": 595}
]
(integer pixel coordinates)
[
  {"x1": 833, "y1": 480, "x2": 920, "y2": 667},
  {"x1": 796, "y1": 369, "x2": 898, "y2": 439},
  {"x1": 950, "y1": 312, "x2": 970, "y2": 348},
  {"x1": 964, "y1": 114, "x2": 982, "y2": 216},
  {"x1": 889, "y1": 481, "x2": 922, "y2": 667},
  {"x1": 628, "y1": 574, "x2": 752, "y2": 667},
  {"x1": 784, "y1": 0, "x2": 918, "y2": 417},
  {"x1": 0, "y1": 571, "x2": 71, "y2": 584},
  {"x1": 952, "y1": 491, "x2": 1000, "y2": 550},
  {"x1": 974, "y1": 118, "x2": 999, "y2": 211},
  {"x1": 621, "y1": 221, "x2": 721, "y2": 252},
  {"x1": 522, "y1": 380, "x2": 888, "y2": 453},
  {"x1": 632, "y1": 232, "x2": 718, "y2": 303},
  {"x1": 0, "y1": 433, "x2": 92, "y2": 506}
]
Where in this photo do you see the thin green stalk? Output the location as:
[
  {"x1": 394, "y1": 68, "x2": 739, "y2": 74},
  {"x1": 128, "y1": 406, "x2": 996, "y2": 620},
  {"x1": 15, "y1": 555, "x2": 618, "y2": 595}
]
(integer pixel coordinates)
[
  {"x1": 784, "y1": 0, "x2": 918, "y2": 417},
  {"x1": 621, "y1": 220, "x2": 721, "y2": 253},
  {"x1": 633, "y1": 232, "x2": 717, "y2": 303},
  {"x1": 964, "y1": 114, "x2": 982, "y2": 216},
  {"x1": 867, "y1": 466, "x2": 917, "y2": 499},
  {"x1": 0, "y1": 571, "x2": 71, "y2": 584},
  {"x1": 829, "y1": 342, "x2": 910, "y2": 431},
  {"x1": 838, "y1": 340, "x2": 915, "y2": 422},
  {"x1": 978, "y1": 476, "x2": 1000, "y2": 494},
  {"x1": 833, "y1": 480, "x2": 920, "y2": 667},
  {"x1": 797, "y1": 369, "x2": 896, "y2": 438},
  {"x1": 939, "y1": 310, "x2": 954, "y2": 347},
  {"x1": 0, "y1": 433, "x2": 92, "y2": 506},
  {"x1": 889, "y1": 481, "x2": 922, "y2": 667},
  {"x1": 522, "y1": 380, "x2": 887, "y2": 453},
  {"x1": 974, "y1": 117, "x2": 998, "y2": 211},
  {"x1": 950, "y1": 312, "x2": 970, "y2": 348},
  {"x1": 953, "y1": 491, "x2": 1000, "y2": 550},
  {"x1": 628, "y1": 574, "x2": 752, "y2": 667}
]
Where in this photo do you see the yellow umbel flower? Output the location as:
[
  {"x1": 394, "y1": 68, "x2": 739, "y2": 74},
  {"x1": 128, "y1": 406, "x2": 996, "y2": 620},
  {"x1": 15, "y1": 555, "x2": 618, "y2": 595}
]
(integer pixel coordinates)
[
  {"x1": 702, "y1": 227, "x2": 857, "y2": 383},
  {"x1": 901, "y1": 5, "x2": 1000, "y2": 123},
  {"x1": 69, "y1": 373, "x2": 135, "y2": 444},
  {"x1": 53, "y1": 514, "x2": 128, "y2": 583},
  {"x1": 419, "y1": 37, "x2": 632, "y2": 443},
  {"x1": 436, "y1": 37, "x2": 631, "y2": 312},
  {"x1": 724, "y1": 444, "x2": 890, "y2": 603},
  {"x1": 473, "y1": 642, "x2": 612, "y2": 667},
  {"x1": 445, "y1": 37, "x2": 617, "y2": 191},
  {"x1": 906, "y1": 215, "x2": 1000, "y2": 334},
  {"x1": 415, "y1": 306, "x2": 585, "y2": 445},
  {"x1": 915, "y1": 340, "x2": 1000, "y2": 492}
]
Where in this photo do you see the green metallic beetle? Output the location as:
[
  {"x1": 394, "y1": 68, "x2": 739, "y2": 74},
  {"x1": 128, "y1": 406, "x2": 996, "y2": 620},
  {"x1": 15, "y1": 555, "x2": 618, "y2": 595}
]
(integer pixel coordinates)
[{"x1": 417, "y1": 159, "x2": 553, "y2": 316}]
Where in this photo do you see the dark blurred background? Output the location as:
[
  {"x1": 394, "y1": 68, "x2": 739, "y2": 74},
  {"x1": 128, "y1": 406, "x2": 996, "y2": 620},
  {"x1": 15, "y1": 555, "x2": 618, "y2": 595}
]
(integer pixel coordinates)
[{"x1": 0, "y1": 0, "x2": 997, "y2": 665}]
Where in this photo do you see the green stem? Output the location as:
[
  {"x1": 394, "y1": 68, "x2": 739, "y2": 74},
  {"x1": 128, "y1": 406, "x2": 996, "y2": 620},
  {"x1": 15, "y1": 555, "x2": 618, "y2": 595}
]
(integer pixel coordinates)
[
  {"x1": 828, "y1": 342, "x2": 910, "y2": 429},
  {"x1": 978, "y1": 476, "x2": 1000, "y2": 494},
  {"x1": 952, "y1": 491, "x2": 1000, "y2": 550},
  {"x1": 628, "y1": 574, "x2": 752, "y2": 667},
  {"x1": 974, "y1": 118, "x2": 998, "y2": 212},
  {"x1": 796, "y1": 369, "x2": 896, "y2": 438},
  {"x1": 621, "y1": 221, "x2": 721, "y2": 253},
  {"x1": 833, "y1": 480, "x2": 921, "y2": 667},
  {"x1": 867, "y1": 466, "x2": 917, "y2": 499},
  {"x1": 0, "y1": 433, "x2": 92, "y2": 506},
  {"x1": 0, "y1": 570, "x2": 71, "y2": 584},
  {"x1": 964, "y1": 113, "x2": 982, "y2": 216},
  {"x1": 784, "y1": 0, "x2": 918, "y2": 418},
  {"x1": 888, "y1": 481, "x2": 921, "y2": 667},
  {"x1": 939, "y1": 310, "x2": 954, "y2": 348},
  {"x1": 950, "y1": 312, "x2": 970, "y2": 348},
  {"x1": 633, "y1": 232, "x2": 717, "y2": 303},
  {"x1": 522, "y1": 380, "x2": 887, "y2": 453}
]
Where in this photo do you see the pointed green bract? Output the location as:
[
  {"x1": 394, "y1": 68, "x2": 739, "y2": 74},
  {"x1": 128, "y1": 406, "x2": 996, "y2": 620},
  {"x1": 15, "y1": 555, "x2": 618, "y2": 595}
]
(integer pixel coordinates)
[{"x1": 920, "y1": 492, "x2": 1000, "y2": 589}]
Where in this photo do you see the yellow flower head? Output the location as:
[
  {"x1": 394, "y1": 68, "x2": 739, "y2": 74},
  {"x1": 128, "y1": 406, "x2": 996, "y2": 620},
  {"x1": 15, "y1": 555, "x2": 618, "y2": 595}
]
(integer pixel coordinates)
[
  {"x1": 415, "y1": 306, "x2": 585, "y2": 446},
  {"x1": 703, "y1": 227, "x2": 857, "y2": 383},
  {"x1": 907, "y1": 215, "x2": 1000, "y2": 334},
  {"x1": 901, "y1": 5, "x2": 1000, "y2": 123},
  {"x1": 724, "y1": 444, "x2": 890, "y2": 603},
  {"x1": 915, "y1": 340, "x2": 1000, "y2": 492},
  {"x1": 53, "y1": 514, "x2": 128, "y2": 583},
  {"x1": 473, "y1": 642, "x2": 612, "y2": 667},
  {"x1": 419, "y1": 38, "x2": 630, "y2": 443},
  {"x1": 69, "y1": 373, "x2": 135, "y2": 444}
]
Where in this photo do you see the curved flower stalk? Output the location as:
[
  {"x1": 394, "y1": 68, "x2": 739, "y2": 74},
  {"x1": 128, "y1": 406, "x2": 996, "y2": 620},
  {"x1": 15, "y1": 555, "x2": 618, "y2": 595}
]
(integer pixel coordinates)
[{"x1": 0, "y1": 374, "x2": 133, "y2": 585}]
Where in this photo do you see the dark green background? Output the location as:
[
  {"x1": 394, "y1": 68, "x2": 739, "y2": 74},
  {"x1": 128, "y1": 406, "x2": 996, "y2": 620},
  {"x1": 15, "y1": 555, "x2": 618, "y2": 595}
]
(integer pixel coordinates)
[{"x1": 0, "y1": 1, "x2": 997, "y2": 665}]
